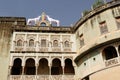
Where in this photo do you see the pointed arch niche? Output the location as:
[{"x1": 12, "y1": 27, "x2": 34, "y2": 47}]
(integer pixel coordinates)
[
  {"x1": 64, "y1": 58, "x2": 75, "y2": 75},
  {"x1": 51, "y1": 58, "x2": 62, "y2": 75},
  {"x1": 38, "y1": 58, "x2": 49, "y2": 75},
  {"x1": 11, "y1": 58, "x2": 22, "y2": 75},
  {"x1": 24, "y1": 58, "x2": 36, "y2": 75}
]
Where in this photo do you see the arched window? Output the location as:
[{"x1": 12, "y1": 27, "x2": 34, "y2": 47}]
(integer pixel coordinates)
[
  {"x1": 40, "y1": 22, "x2": 46, "y2": 26},
  {"x1": 17, "y1": 39, "x2": 22, "y2": 46},
  {"x1": 53, "y1": 40, "x2": 58, "y2": 47},
  {"x1": 38, "y1": 58, "x2": 49, "y2": 75},
  {"x1": 64, "y1": 41, "x2": 70, "y2": 47},
  {"x1": 11, "y1": 58, "x2": 22, "y2": 75},
  {"x1": 24, "y1": 58, "x2": 36, "y2": 75},
  {"x1": 64, "y1": 58, "x2": 75, "y2": 75},
  {"x1": 51, "y1": 58, "x2": 62, "y2": 75},
  {"x1": 41, "y1": 39, "x2": 47, "y2": 47},
  {"x1": 102, "y1": 46, "x2": 118, "y2": 60},
  {"x1": 29, "y1": 39, "x2": 34, "y2": 47}
]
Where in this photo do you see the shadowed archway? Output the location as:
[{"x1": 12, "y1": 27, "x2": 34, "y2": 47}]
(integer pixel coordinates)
[
  {"x1": 11, "y1": 58, "x2": 22, "y2": 75},
  {"x1": 51, "y1": 58, "x2": 62, "y2": 75},
  {"x1": 64, "y1": 58, "x2": 75, "y2": 75},
  {"x1": 24, "y1": 58, "x2": 36, "y2": 75},
  {"x1": 38, "y1": 58, "x2": 49, "y2": 75}
]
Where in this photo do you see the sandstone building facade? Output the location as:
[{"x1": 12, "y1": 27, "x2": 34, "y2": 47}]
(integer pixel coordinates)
[{"x1": 0, "y1": 0, "x2": 120, "y2": 80}]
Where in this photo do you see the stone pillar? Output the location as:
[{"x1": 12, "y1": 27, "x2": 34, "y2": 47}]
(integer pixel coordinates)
[
  {"x1": 22, "y1": 66, "x2": 25, "y2": 75},
  {"x1": 49, "y1": 66, "x2": 51, "y2": 75},
  {"x1": 36, "y1": 65, "x2": 38, "y2": 75},
  {"x1": 49, "y1": 66, "x2": 51, "y2": 80},
  {"x1": 8, "y1": 66, "x2": 12, "y2": 75},
  {"x1": 62, "y1": 66, "x2": 64, "y2": 75}
]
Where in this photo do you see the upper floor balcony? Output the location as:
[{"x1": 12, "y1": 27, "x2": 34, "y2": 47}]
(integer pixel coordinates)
[
  {"x1": 12, "y1": 46, "x2": 72, "y2": 52},
  {"x1": 12, "y1": 40, "x2": 73, "y2": 52}
]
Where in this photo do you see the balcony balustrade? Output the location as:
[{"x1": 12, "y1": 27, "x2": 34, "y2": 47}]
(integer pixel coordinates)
[
  {"x1": 14, "y1": 46, "x2": 72, "y2": 52},
  {"x1": 15, "y1": 46, "x2": 24, "y2": 51},
  {"x1": 9, "y1": 75, "x2": 21, "y2": 80},
  {"x1": 9, "y1": 75, "x2": 75, "y2": 80},
  {"x1": 63, "y1": 47, "x2": 71, "y2": 52},
  {"x1": 52, "y1": 47, "x2": 61, "y2": 52},
  {"x1": 26, "y1": 47, "x2": 36, "y2": 51},
  {"x1": 39, "y1": 47, "x2": 48, "y2": 52},
  {"x1": 105, "y1": 57, "x2": 119, "y2": 67}
]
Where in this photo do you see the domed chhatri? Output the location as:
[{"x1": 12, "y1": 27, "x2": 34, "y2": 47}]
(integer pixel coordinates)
[{"x1": 27, "y1": 12, "x2": 60, "y2": 26}]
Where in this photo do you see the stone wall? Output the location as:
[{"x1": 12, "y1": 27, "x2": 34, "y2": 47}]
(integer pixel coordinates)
[{"x1": 0, "y1": 25, "x2": 12, "y2": 80}]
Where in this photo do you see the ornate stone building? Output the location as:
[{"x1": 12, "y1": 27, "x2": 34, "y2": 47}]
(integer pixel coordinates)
[{"x1": 0, "y1": 0, "x2": 120, "y2": 80}]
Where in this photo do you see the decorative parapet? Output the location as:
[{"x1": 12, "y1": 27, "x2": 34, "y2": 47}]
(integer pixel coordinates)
[{"x1": 27, "y1": 12, "x2": 60, "y2": 26}]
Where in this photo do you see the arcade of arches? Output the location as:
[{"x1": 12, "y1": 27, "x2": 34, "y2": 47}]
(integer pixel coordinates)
[{"x1": 11, "y1": 58, "x2": 75, "y2": 75}]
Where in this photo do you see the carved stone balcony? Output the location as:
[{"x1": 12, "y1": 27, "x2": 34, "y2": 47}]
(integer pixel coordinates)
[
  {"x1": 105, "y1": 57, "x2": 119, "y2": 67},
  {"x1": 37, "y1": 75, "x2": 49, "y2": 80},
  {"x1": 9, "y1": 75, "x2": 75, "y2": 80},
  {"x1": 13, "y1": 46, "x2": 73, "y2": 52},
  {"x1": 63, "y1": 47, "x2": 71, "y2": 52},
  {"x1": 9, "y1": 75, "x2": 21, "y2": 80},
  {"x1": 23, "y1": 75, "x2": 36, "y2": 80},
  {"x1": 26, "y1": 47, "x2": 35, "y2": 51},
  {"x1": 52, "y1": 47, "x2": 61, "y2": 52},
  {"x1": 15, "y1": 46, "x2": 24, "y2": 51},
  {"x1": 39, "y1": 47, "x2": 48, "y2": 52}
]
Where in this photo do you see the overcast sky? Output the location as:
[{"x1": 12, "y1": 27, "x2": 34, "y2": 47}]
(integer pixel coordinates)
[{"x1": 0, "y1": 0, "x2": 111, "y2": 26}]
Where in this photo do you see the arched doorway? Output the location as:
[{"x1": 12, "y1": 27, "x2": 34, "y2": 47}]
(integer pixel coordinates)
[
  {"x1": 51, "y1": 58, "x2": 62, "y2": 75},
  {"x1": 24, "y1": 58, "x2": 36, "y2": 75},
  {"x1": 64, "y1": 59, "x2": 75, "y2": 75},
  {"x1": 11, "y1": 58, "x2": 22, "y2": 75},
  {"x1": 102, "y1": 46, "x2": 118, "y2": 60},
  {"x1": 38, "y1": 58, "x2": 49, "y2": 75}
]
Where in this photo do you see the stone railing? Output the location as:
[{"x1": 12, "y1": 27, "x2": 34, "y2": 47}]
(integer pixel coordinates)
[
  {"x1": 9, "y1": 75, "x2": 75, "y2": 80},
  {"x1": 39, "y1": 47, "x2": 48, "y2": 52},
  {"x1": 105, "y1": 57, "x2": 119, "y2": 67},
  {"x1": 63, "y1": 47, "x2": 71, "y2": 52},
  {"x1": 51, "y1": 75, "x2": 62, "y2": 80},
  {"x1": 25, "y1": 47, "x2": 36, "y2": 51},
  {"x1": 37, "y1": 75, "x2": 49, "y2": 80},
  {"x1": 63, "y1": 75, "x2": 75, "y2": 80},
  {"x1": 15, "y1": 46, "x2": 24, "y2": 51},
  {"x1": 9, "y1": 75, "x2": 21, "y2": 80},
  {"x1": 52, "y1": 47, "x2": 61, "y2": 52},
  {"x1": 14, "y1": 46, "x2": 73, "y2": 52}
]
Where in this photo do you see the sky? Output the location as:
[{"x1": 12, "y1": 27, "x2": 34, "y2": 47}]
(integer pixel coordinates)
[{"x1": 0, "y1": 0, "x2": 109, "y2": 26}]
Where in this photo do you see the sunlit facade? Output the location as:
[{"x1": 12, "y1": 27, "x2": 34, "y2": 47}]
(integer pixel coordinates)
[{"x1": 0, "y1": 0, "x2": 120, "y2": 80}]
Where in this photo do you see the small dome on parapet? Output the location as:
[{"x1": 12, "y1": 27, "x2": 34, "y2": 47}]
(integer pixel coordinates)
[{"x1": 27, "y1": 12, "x2": 60, "y2": 26}]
